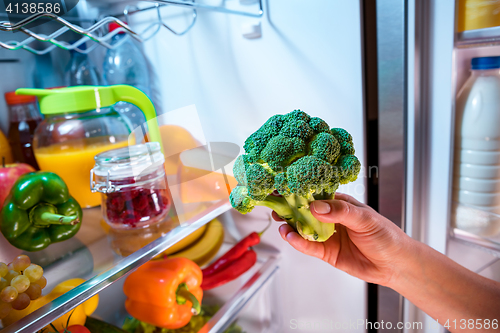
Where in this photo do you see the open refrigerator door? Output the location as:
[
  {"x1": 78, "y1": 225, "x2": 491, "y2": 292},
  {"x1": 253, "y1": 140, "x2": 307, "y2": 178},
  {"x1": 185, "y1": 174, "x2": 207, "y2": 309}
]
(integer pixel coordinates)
[
  {"x1": 0, "y1": 0, "x2": 368, "y2": 332},
  {"x1": 405, "y1": 1, "x2": 500, "y2": 332}
]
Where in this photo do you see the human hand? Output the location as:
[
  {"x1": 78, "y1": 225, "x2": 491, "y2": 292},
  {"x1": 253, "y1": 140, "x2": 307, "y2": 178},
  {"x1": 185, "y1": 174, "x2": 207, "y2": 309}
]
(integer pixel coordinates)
[{"x1": 274, "y1": 193, "x2": 414, "y2": 287}]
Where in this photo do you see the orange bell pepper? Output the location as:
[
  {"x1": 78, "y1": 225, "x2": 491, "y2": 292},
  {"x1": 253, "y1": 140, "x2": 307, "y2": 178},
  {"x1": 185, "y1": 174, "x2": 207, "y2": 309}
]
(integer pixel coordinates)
[{"x1": 123, "y1": 257, "x2": 203, "y2": 329}]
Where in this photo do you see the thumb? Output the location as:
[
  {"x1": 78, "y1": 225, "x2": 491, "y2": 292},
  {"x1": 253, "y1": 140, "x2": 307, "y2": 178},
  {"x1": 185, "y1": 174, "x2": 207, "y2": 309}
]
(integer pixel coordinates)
[{"x1": 310, "y1": 199, "x2": 372, "y2": 232}]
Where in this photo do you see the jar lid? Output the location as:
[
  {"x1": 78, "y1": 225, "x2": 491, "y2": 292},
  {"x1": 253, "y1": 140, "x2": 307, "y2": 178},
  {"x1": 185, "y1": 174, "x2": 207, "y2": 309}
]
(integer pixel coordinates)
[
  {"x1": 91, "y1": 142, "x2": 165, "y2": 193},
  {"x1": 4, "y1": 91, "x2": 37, "y2": 105}
]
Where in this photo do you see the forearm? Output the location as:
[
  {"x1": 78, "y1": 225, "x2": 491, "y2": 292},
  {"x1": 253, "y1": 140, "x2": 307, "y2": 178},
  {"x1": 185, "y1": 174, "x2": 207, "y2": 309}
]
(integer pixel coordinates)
[{"x1": 390, "y1": 239, "x2": 500, "y2": 332}]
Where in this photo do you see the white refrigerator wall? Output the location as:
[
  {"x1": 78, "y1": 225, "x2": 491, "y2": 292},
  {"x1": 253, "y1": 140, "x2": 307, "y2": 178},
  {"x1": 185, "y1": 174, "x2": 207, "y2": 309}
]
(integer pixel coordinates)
[{"x1": 132, "y1": 0, "x2": 367, "y2": 331}]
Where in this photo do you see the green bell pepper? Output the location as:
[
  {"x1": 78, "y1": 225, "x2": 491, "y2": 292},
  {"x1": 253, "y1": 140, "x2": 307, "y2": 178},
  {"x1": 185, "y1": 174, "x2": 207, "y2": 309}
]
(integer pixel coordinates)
[{"x1": 0, "y1": 172, "x2": 82, "y2": 252}]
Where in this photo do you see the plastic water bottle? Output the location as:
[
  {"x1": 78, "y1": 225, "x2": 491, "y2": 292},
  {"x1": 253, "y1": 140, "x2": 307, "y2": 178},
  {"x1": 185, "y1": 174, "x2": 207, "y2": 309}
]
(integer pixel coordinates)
[
  {"x1": 102, "y1": 23, "x2": 150, "y2": 131},
  {"x1": 34, "y1": 53, "x2": 64, "y2": 88},
  {"x1": 64, "y1": 42, "x2": 102, "y2": 86},
  {"x1": 454, "y1": 56, "x2": 500, "y2": 236}
]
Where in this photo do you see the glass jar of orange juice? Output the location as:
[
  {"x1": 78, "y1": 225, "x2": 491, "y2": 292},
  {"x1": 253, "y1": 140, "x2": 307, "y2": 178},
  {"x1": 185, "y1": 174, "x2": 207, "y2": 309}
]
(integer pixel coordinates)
[
  {"x1": 33, "y1": 106, "x2": 132, "y2": 207},
  {"x1": 15, "y1": 86, "x2": 163, "y2": 208}
]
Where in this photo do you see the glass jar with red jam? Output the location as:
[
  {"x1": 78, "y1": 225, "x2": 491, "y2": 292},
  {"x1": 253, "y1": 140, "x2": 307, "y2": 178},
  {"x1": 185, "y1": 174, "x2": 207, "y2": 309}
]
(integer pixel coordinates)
[{"x1": 91, "y1": 142, "x2": 170, "y2": 228}]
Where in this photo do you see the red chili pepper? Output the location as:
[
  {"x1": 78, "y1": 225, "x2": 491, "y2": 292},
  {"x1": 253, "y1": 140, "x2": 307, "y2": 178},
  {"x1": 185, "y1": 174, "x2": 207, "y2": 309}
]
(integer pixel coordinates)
[
  {"x1": 202, "y1": 231, "x2": 260, "y2": 278},
  {"x1": 200, "y1": 249, "x2": 257, "y2": 290}
]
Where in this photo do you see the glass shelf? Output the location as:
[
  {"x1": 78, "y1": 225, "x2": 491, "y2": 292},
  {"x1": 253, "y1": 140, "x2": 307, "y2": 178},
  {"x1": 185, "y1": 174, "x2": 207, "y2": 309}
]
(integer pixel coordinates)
[
  {"x1": 0, "y1": 106, "x2": 244, "y2": 332},
  {"x1": 0, "y1": 197, "x2": 231, "y2": 332},
  {"x1": 89, "y1": 253, "x2": 281, "y2": 333},
  {"x1": 200, "y1": 256, "x2": 281, "y2": 333}
]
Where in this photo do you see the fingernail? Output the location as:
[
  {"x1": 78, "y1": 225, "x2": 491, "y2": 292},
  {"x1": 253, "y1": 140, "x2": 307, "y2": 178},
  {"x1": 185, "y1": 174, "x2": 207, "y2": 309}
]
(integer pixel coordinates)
[{"x1": 312, "y1": 201, "x2": 331, "y2": 214}]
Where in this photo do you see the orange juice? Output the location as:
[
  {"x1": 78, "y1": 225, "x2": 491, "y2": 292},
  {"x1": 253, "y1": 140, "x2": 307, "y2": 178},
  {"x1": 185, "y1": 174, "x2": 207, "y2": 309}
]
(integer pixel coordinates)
[
  {"x1": 34, "y1": 137, "x2": 130, "y2": 208},
  {"x1": 0, "y1": 129, "x2": 13, "y2": 164}
]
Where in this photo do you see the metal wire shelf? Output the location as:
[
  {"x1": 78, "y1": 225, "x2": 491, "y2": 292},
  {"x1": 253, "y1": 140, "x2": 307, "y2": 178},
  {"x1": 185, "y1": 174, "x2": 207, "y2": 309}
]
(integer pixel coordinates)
[{"x1": 0, "y1": 0, "x2": 264, "y2": 55}]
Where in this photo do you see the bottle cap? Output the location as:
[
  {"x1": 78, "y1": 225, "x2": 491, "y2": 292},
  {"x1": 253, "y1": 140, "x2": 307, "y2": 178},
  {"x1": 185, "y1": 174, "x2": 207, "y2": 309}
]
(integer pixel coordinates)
[
  {"x1": 4, "y1": 91, "x2": 36, "y2": 105},
  {"x1": 471, "y1": 56, "x2": 500, "y2": 70},
  {"x1": 109, "y1": 22, "x2": 127, "y2": 34}
]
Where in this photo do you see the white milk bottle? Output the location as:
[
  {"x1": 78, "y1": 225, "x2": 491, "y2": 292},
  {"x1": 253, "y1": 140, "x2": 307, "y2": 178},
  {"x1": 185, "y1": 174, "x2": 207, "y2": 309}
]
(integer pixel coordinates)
[{"x1": 454, "y1": 56, "x2": 500, "y2": 236}]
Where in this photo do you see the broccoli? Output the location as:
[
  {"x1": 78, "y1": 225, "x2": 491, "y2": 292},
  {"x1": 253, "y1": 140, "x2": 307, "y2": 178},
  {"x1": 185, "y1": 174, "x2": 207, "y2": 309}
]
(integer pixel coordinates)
[{"x1": 230, "y1": 110, "x2": 361, "y2": 242}]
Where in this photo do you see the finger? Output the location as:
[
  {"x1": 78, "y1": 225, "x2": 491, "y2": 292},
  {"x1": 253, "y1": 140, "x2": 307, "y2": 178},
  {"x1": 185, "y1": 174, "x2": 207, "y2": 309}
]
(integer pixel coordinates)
[
  {"x1": 272, "y1": 211, "x2": 284, "y2": 221},
  {"x1": 310, "y1": 199, "x2": 372, "y2": 232},
  {"x1": 278, "y1": 224, "x2": 294, "y2": 240},
  {"x1": 279, "y1": 224, "x2": 326, "y2": 259},
  {"x1": 285, "y1": 231, "x2": 327, "y2": 259},
  {"x1": 333, "y1": 192, "x2": 365, "y2": 207}
]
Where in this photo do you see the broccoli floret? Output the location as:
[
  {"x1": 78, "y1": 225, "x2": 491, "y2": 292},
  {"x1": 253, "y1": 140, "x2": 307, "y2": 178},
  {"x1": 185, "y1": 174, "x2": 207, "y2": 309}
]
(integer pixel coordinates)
[
  {"x1": 286, "y1": 156, "x2": 338, "y2": 196},
  {"x1": 230, "y1": 186, "x2": 293, "y2": 220},
  {"x1": 230, "y1": 110, "x2": 361, "y2": 242},
  {"x1": 331, "y1": 128, "x2": 352, "y2": 143},
  {"x1": 244, "y1": 163, "x2": 275, "y2": 200},
  {"x1": 279, "y1": 119, "x2": 314, "y2": 141},
  {"x1": 233, "y1": 155, "x2": 248, "y2": 185},
  {"x1": 261, "y1": 135, "x2": 306, "y2": 172},
  {"x1": 274, "y1": 173, "x2": 292, "y2": 196},
  {"x1": 331, "y1": 127, "x2": 355, "y2": 155},
  {"x1": 243, "y1": 114, "x2": 284, "y2": 156},
  {"x1": 309, "y1": 132, "x2": 340, "y2": 164},
  {"x1": 309, "y1": 117, "x2": 330, "y2": 133},
  {"x1": 230, "y1": 186, "x2": 256, "y2": 214},
  {"x1": 284, "y1": 109, "x2": 310, "y2": 122},
  {"x1": 336, "y1": 154, "x2": 361, "y2": 184}
]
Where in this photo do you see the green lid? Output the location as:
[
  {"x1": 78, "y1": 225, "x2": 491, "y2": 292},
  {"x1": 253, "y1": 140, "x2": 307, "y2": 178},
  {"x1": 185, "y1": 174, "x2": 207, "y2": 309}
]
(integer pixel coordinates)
[{"x1": 16, "y1": 85, "x2": 162, "y2": 149}]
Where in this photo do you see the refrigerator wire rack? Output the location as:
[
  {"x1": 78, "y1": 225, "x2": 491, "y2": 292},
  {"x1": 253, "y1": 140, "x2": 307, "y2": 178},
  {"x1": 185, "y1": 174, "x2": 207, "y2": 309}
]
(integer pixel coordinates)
[{"x1": 0, "y1": 0, "x2": 264, "y2": 55}]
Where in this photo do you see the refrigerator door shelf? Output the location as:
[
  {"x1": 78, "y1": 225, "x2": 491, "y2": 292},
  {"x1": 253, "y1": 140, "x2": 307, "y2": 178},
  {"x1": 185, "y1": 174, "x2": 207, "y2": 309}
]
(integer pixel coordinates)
[
  {"x1": 457, "y1": 26, "x2": 500, "y2": 47},
  {"x1": 451, "y1": 227, "x2": 500, "y2": 258},
  {"x1": 451, "y1": 202, "x2": 500, "y2": 239}
]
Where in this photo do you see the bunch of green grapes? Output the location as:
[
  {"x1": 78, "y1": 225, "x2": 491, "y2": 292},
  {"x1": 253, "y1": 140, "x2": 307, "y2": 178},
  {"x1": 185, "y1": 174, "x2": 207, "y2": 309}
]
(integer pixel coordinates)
[{"x1": 0, "y1": 255, "x2": 47, "y2": 319}]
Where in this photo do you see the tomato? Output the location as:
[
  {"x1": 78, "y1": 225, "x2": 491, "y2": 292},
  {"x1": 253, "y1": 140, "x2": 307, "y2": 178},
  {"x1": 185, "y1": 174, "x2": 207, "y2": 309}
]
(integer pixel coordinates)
[{"x1": 59, "y1": 325, "x2": 91, "y2": 333}]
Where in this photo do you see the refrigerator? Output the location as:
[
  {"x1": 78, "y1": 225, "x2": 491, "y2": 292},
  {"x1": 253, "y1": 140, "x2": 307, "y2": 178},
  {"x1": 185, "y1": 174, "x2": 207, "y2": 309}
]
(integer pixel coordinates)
[
  {"x1": 0, "y1": 0, "x2": 497, "y2": 332},
  {"x1": 405, "y1": 1, "x2": 500, "y2": 332}
]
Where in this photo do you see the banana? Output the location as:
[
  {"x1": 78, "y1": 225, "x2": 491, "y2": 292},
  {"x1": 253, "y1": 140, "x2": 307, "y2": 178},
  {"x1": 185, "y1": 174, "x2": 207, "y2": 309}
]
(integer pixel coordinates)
[
  {"x1": 169, "y1": 218, "x2": 224, "y2": 266},
  {"x1": 163, "y1": 223, "x2": 208, "y2": 255}
]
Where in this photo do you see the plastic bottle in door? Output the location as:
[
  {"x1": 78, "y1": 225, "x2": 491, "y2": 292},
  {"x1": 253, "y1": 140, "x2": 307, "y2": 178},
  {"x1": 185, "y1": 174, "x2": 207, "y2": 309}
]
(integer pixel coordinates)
[
  {"x1": 65, "y1": 42, "x2": 102, "y2": 86},
  {"x1": 454, "y1": 56, "x2": 500, "y2": 236},
  {"x1": 457, "y1": 0, "x2": 500, "y2": 32},
  {"x1": 33, "y1": 53, "x2": 64, "y2": 89},
  {"x1": 102, "y1": 22, "x2": 149, "y2": 132}
]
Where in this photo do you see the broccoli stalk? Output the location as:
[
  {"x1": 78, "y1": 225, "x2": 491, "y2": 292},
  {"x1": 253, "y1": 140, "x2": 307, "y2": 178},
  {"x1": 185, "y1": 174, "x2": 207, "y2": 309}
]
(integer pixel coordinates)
[
  {"x1": 282, "y1": 193, "x2": 336, "y2": 242},
  {"x1": 230, "y1": 187, "x2": 334, "y2": 241},
  {"x1": 230, "y1": 110, "x2": 361, "y2": 242}
]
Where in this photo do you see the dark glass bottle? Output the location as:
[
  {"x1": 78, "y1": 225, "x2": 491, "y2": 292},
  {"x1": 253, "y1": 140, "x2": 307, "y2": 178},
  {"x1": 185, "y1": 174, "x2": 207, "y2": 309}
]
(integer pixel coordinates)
[{"x1": 4, "y1": 92, "x2": 42, "y2": 169}]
